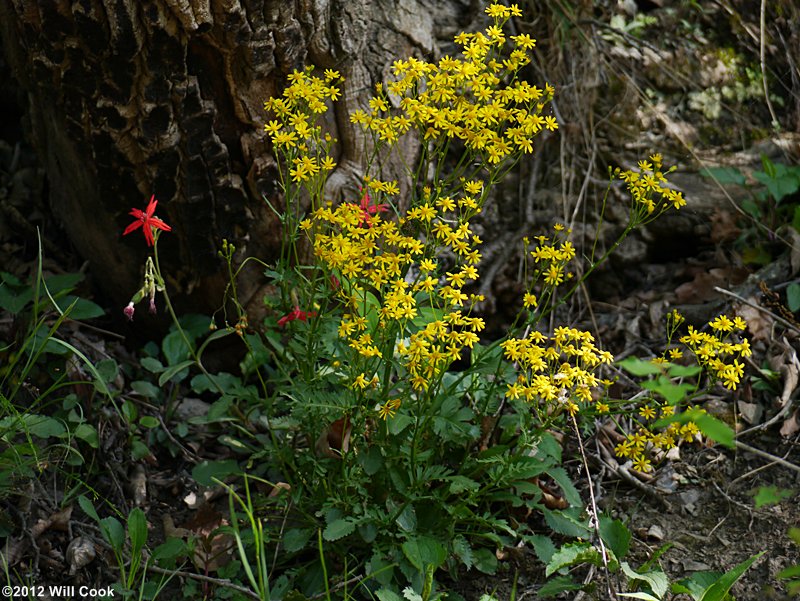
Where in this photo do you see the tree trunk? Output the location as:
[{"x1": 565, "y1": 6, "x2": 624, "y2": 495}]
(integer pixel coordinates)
[{"x1": 0, "y1": 0, "x2": 474, "y2": 316}]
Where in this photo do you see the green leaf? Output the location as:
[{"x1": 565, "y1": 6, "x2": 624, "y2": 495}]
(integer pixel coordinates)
[
  {"x1": 60, "y1": 296, "x2": 105, "y2": 320},
  {"x1": 792, "y1": 206, "x2": 800, "y2": 233},
  {"x1": 754, "y1": 165, "x2": 800, "y2": 202},
  {"x1": 753, "y1": 485, "x2": 793, "y2": 508},
  {"x1": 452, "y1": 535, "x2": 474, "y2": 570},
  {"x1": 376, "y1": 589, "x2": 403, "y2": 601},
  {"x1": 699, "y1": 166, "x2": 746, "y2": 186},
  {"x1": 44, "y1": 272, "x2": 83, "y2": 296},
  {"x1": 191, "y1": 459, "x2": 239, "y2": 486},
  {"x1": 162, "y1": 331, "x2": 192, "y2": 366},
  {"x1": 95, "y1": 359, "x2": 119, "y2": 383},
  {"x1": 618, "y1": 593, "x2": 661, "y2": 601},
  {"x1": 543, "y1": 508, "x2": 591, "y2": 538},
  {"x1": 74, "y1": 423, "x2": 99, "y2": 448},
  {"x1": 77, "y1": 495, "x2": 100, "y2": 523},
  {"x1": 131, "y1": 380, "x2": 160, "y2": 399},
  {"x1": 666, "y1": 364, "x2": 702, "y2": 378},
  {"x1": 283, "y1": 528, "x2": 313, "y2": 552},
  {"x1": 152, "y1": 537, "x2": 186, "y2": 563},
  {"x1": 620, "y1": 561, "x2": 669, "y2": 597},
  {"x1": 0, "y1": 273, "x2": 32, "y2": 313},
  {"x1": 27, "y1": 415, "x2": 66, "y2": 438},
  {"x1": 360, "y1": 446, "x2": 383, "y2": 476},
  {"x1": 546, "y1": 467, "x2": 582, "y2": 507},
  {"x1": 447, "y1": 475, "x2": 480, "y2": 495},
  {"x1": 787, "y1": 283, "x2": 800, "y2": 313},
  {"x1": 127, "y1": 507, "x2": 148, "y2": 555},
  {"x1": 140, "y1": 357, "x2": 164, "y2": 373},
  {"x1": 524, "y1": 533, "x2": 556, "y2": 564},
  {"x1": 100, "y1": 516, "x2": 126, "y2": 552},
  {"x1": 536, "y1": 575, "x2": 583, "y2": 598},
  {"x1": 654, "y1": 409, "x2": 734, "y2": 448},
  {"x1": 693, "y1": 413, "x2": 735, "y2": 448},
  {"x1": 600, "y1": 517, "x2": 631, "y2": 559},
  {"x1": 535, "y1": 431, "x2": 563, "y2": 462},
  {"x1": 472, "y1": 547, "x2": 498, "y2": 574},
  {"x1": 323, "y1": 518, "x2": 355, "y2": 541},
  {"x1": 158, "y1": 359, "x2": 195, "y2": 386},
  {"x1": 546, "y1": 542, "x2": 602, "y2": 576},
  {"x1": 358, "y1": 521, "x2": 377, "y2": 543},
  {"x1": 641, "y1": 375, "x2": 693, "y2": 405},
  {"x1": 618, "y1": 357, "x2": 664, "y2": 376},
  {"x1": 401, "y1": 536, "x2": 447, "y2": 570},
  {"x1": 698, "y1": 552, "x2": 764, "y2": 601},
  {"x1": 395, "y1": 505, "x2": 417, "y2": 532},
  {"x1": 131, "y1": 438, "x2": 152, "y2": 460},
  {"x1": 138, "y1": 416, "x2": 160, "y2": 429},
  {"x1": 778, "y1": 565, "x2": 800, "y2": 580}
]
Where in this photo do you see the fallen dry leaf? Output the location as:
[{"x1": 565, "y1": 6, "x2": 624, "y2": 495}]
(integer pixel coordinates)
[
  {"x1": 66, "y1": 536, "x2": 96, "y2": 575},
  {"x1": 315, "y1": 416, "x2": 352, "y2": 458},
  {"x1": 710, "y1": 209, "x2": 741, "y2": 243},
  {"x1": 129, "y1": 464, "x2": 147, "y2": 507},
  {"x1": 780, "y1": 409, "x2": 800, "y2": 438},
  {"x1": 31, "y1": 505, "x2": 73, "y2": 538},
  {"x1": 737, "y1": 401, "x2": 763, "y2": 425},
  {"x1": 738, "y1": 300, "x2": 772, "y2": 342}
]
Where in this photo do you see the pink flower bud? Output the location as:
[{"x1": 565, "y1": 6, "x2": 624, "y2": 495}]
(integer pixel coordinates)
[{"x1": 123, "y1": 302, "x2": 135, "y2": 321}]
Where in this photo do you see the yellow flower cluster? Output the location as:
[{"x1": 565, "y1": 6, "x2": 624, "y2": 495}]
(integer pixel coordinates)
[
  {"x1": 304, "y1": 178, "x2": 488, "y2": 393},
  {"x1": 616, "y1": 153, "x2": 686, "y2": 217},
  {"x1": 349, "y1": 3, "x2": 557, "y2": 165},
  {"x1": 522, "y1": 225, "x2": 576, "y2": 306},
  {"x1": 614, "y1": 409, "x2": 700, "y2": 474},
  {"x1": 679, "y1": 314, "x2": 750, "y2": 391},
  {"x1": 613, "y1": 311, "x2": 749, "y2": 472},
  {"x1": 501, "y1": 326, "x2": 613, "y2": 416},
  {"x1": 264, "y1": 67, "x2": 343, "y2": 184}
]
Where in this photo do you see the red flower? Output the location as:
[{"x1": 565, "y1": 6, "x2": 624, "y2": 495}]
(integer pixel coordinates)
[
  {"x1": 123, "y1": 195, "x2": 172, "y2": 246},
  {"x1": 278, "y1": 306, "x2": 317, "y2": 327},
  {"x1": 355, "y1": 190, "x2": 388, "y2": 226}
]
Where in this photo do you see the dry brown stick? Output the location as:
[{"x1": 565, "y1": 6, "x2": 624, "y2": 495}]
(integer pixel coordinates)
[
  {"x1": 147, "y1": 564, "x2": 261, "y2": 600},
  {"x1": 570, "y1": 413, "x2": 616, "y2": 600},
  {"x1": 734, "y1": 440, "x2": 800, "y2": 474}
]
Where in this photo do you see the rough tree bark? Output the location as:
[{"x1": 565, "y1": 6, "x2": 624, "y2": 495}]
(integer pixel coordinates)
[{"x1": 0, "y1": 0, "x2": 475, "y2": 316}]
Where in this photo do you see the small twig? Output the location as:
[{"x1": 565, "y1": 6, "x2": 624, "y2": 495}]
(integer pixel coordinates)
[
  {"x1": 759, "y1": 0, "x2": 780, "y2": 129},
  {"x1": 156, "y1": 414, "x2": 202, "y2": 462},
  {"x1": 146, "y1": 564, "x2": 261, "y2": 600},
  {"x1": 734, "y1": 440, "x2": 800, "y2": 474},
  {"x1": 730, "y1": 458, "x2": 780, "y2": 487},
  {"x1": 308, "y1": 574, "x2": 364, "y2": 600},
  {"x1": 570, "y1": 413, "x2": 616, "y2": 600}
]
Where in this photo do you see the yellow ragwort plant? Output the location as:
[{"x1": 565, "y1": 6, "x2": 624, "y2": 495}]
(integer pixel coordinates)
[
  {"x1": 262, "y1": 1, "x2": 696, "y2": 462},
  {"x1": 613, "y1": 309, "x2": 750, "y2": 472},
  {"x1": 260, "y1": 3, "x2": 573, "y2": 421}
]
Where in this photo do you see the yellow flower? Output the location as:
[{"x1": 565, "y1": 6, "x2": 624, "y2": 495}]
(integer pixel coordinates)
[
  {"x1": 353, "y1": 373, "x2": 370, "y2": 389},
  {"x1": 639, "y1": 405, "x2": 657, "y2": 420},
  {"x1": 633, "y1": 455, "x2": 652, "y2": 473}
]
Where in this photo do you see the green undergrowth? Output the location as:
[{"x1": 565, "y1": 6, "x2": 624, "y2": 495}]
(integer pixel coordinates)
[{"x1": 0, "y1": 2, "x2": 778, "y2": 600}]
